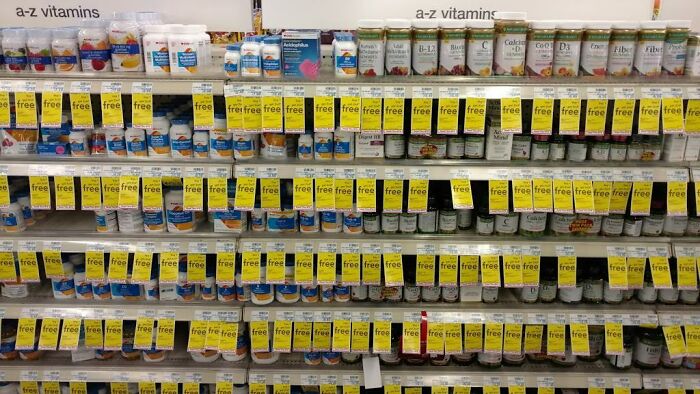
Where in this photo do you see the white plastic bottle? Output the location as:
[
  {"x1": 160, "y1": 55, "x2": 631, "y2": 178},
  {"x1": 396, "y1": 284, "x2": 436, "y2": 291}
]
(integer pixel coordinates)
[
  {"x1": 142, "y1": 24, "x2": 170, "y2": 75},
  {"x1": 224, "y1": 43, "x2": 241, "y2": 77},
  {"x1": 193, "y1": 25, "x2": 212, "y2": 72},
  {"x1": 169, "y1": 25, "x2": 201, "y2": 74},
  {"x1": 334, "y1": 32, "x2": 357, "y2": 78},
  {"x1": 124, "y1": 125, "x2": 147, "y2": 157},
  {"x1": 210, "y1": 113, "x2": 232, "y2": 158},
  {"x1": 193, "y1": 131, "x2": 209, "y2": 158},
  {"x1": 105, "y1": 128, "x2": 127, "y2": 157},
  {"x1": 51, "y1": 28, "x2": 81, "y2": 73},
  {"x1": 109, "y1": 12, "x2": 144, "y2": 72},
  {"x1": 165, "y1": 188, "x2": 195, "y2": 233},
  {"x1": 261, "y1": 35, "x2": 282, "y2": 78},
  {"x1": 78, "y1": 19, "x2": 112, "y2": 72},
  {"x1": 26, "y1": 28, "x2": 54, "y2": 73},
  {"x1": 1, "y1": 196, "x2": 27, "y2": 232},
  {"x1": 2, "y1": 28, "x2": 28, "y2": 72},
  {"x1": 240, "y1": 35, "x2": 262, "y2": 77},
  {"x1": 147, "y1": 110, "x2": 171, "y2": 156},
  {"x1": 170, "y1": 118, "x2": 193, "y2": 158}
]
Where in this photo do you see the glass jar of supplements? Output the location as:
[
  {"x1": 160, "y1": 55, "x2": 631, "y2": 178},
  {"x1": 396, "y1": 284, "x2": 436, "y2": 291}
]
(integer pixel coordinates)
[
  {"x1": 511, "y1": 135, "x2": 531, "y2": 160},
  {"x1": 580, "y1": 22, "x2": 611, "y2": 76},
  {"x1": 526, "y1": 21, "x2": 556, "y2": 77},
  {"x1": 457, "y1": 209, "x2": 473, "y2": 230},
  {"x1": 438, "y1": 19, "x2": 466, "y2": 75},
  {"x1": 447, "y1": 135, "x2": 464, "y2": 158},
  {"x1": 357, "y1": 19, "x2": 385, "y2": 77},
  {"x1": 381, "y1": 213, "x2": 399, "y2": 234},
  {"x1": 626, "y1": 135, "x2": 644, "y2": 160},
  {"x1": 464, "y1": 135, "x2": 485, "y2": 158},
  {"x1": 589, "y1": 135, "x2": 611, "y2": 161},
  {"x1": 662, "y1": 20, "x2": 691, "y2": 75},
  {"x1": 549, "y1": 135, "x2": 566, "y2": 160},
  {"x1": 438, "y1": 198, "x2": 457, "y2": 234},
  {"x1": 384, "y1": 19, "x2": 412, "y2": 76},
  {"x1": 610, "y1": 327, "x2": 634, "y2": 369},
  {"x1": 633, "y1": 327, "x2": 663, "y2": 369},
  {"x1": 493, "y1": 12, "x2": 527, "y2": 76},
  {"x1": 566, "y1": 134, "x2": 588, "y2": 162},
  {"x1": 466, "y1": 19, "x2": 495, "y2": 76},
  {"x1": 609, "y1": 136, "x2": 628, "y2": 161},
  {"x1": 476, "y1": 208, "x2": 495, "y2": 235},
  {"x1": 530, "y1": 135, "x2": 550, "y2": 160},
  {"x1": 495, "y1": 212, "x2": 519, "y2": 235},
  {"x1": 607, "y1": 22, "x2": 638, "y2": 76},
  {"x1": 633, "y1": 21, "x2": 667, "y2": 77},
  {"x1": 519, "y1": 212, "x2": 547, "y2": 237},
  {"x1": 601, "y1": 214, "x2": 625, "y2": 236},
  {"x1": 411, "y1": 19, "x2": 439, "y2": 76},
  {"x1": 553, "y1": 21, "x2": 584, "y2": 77},
  {"x1": 384, "y1": 134, "x2": 405, "y2": 159}
]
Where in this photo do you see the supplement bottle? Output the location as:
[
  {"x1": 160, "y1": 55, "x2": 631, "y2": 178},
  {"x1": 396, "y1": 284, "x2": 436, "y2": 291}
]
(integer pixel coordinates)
[
  {"x1": 240, "y1": 35, "x2": 262, "y2": 77},
  {"x1": 78, "y1": 19, "x2": 111, "y2": 72},
  {"x1": 210, "y1": 113, "x2": 232, "y2": 158},
  {"x1": 357, "y1": 19, "x2": 385, "y2": 76},
  {"x1": 143, "y1": 24, "x2": 170, "y2": 75},
  {"x1": 170, "y1": 118, "x2": 193, "y2": 158},
  {"x1": 438, "y1": 19, "x2": 466, "y2": 75},
  {"x1": 165, "y1": 187, "x2": 195, "y2": 233},
  {"x1": 2, "y1": 28, "x2": 28, "y2": 72},
  {"x1": 68, "y1": 130, "x2": 88, "y2": 157},
  {"x1": 261, "y1": 35, "x2": 282, "y2": 78},
  {"x1": 493, "y1": 12, "x2": 527, "y2": 76},
  {"x1": 124, "y1": 125, "x2": 147, "y2": 157},
  {"x1": 333, "y1": 32, "x2": 357, "y2": 78},
  {"x1": 51, "y1": 28, "x2": 81, "y2": 73},
  {"x1": 224, "y1": 43, "x2": 241, "y2": 77},
  {"x1": 168, "y1": 25, "x2": 201, "y2": 74},
  {"x1": 26, "y1": 29, "x2": 54, "y2": 73},
  {"x1": 686, "y1": 33, "x2": 700, "y2": 76},
  {"x1": 579, "y1": 22, "x2": 611, "y2": 76},
  {"x1": 633, "y1": 327, "x2": 663, "y2": 369},
  {"x1": 1, "y1": 196, "x2": 26, "y2": 232},
  {"x1": 662, "y1": 20, "x2": 691, "y2": 75},
  {"x1": 193, "y1": 131, "x2": 209, "y2": 158},
  {"x1": 105, "y1": 128, "x2": 127, "y2": 157},
  {"x1": 634, "y1": 21, "x2": 667, "y2": 76},
  {"x1": 109, "y1": 12, "x2": 144, "y2": 72},
  {"x1": 384, "y1": 19, "x2": 411, "y2": 76},
  {"x1": 607, "y1": 22, "x2": 638, "y2": 76},
  {"x1": 526, "y1": 21, "x2": 556, "y2": 77},
  {"x1": 147, "y1": 110, "x2": 171, "y2": 157},
  {"x1": 553, "y1": 21, "x2": 584, "y2": 77},
  {"x1": 466, "y1": 19, "x2": 495, "y2": 76}
]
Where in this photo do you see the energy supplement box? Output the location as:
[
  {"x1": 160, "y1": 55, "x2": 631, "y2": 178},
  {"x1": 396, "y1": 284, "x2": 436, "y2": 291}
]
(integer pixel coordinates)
[{"x1": 282, "y1": 30, "x2": 321, "y2": 78}]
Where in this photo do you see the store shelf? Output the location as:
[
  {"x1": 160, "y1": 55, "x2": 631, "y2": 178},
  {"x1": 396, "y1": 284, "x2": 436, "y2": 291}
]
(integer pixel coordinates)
[
  {"x1": 238, "y1": 232, "x2": 670, "y2": 258},
  {"x1": 248, "y1": 353, "x2": 643, "y2": 388},
  {"x1": 0, "y1": 287, "x2": 242, "y2": 321},
  {"x1": 243, "y1": 290, "x2": 658, "y2": 324},
  {"x1": 656, "y1": 304, "x2": 700, "y2": 326},
  {"x1": 0, "y1": 212, "x2": 232, "y2": 253},
  {"x1": 1, "y1": 72, "x2": 227, "y2": 95},
  {"x1": 643, "y1": 369, "x2": 700, "y2": 390},
  {"x1": 0, "y1": 350, "x2": 247, "y2": 383},
  {"x1": 690, "y1": 167, "x2": 700, "y2": 182},
  {"x1": 235, "y1": 159, "x2": 688, "y2": 182},
  {"x1": 0, "y1": 155, "x2": 232, "y2": 178}
]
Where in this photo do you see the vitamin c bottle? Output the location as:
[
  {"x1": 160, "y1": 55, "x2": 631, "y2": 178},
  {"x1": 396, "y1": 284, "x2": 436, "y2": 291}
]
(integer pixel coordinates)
[
  {"x1": 438, "y1": 19, "x2": 466, "y2": 75},
  {"x1": 607, "y1": 22, "x2": 638, "y2": 76},
  {"x1": 466, "y1": 19, "x2": 495, "y2": 76},
  {"x1": 662, "y1": 20, "x2": 691, "y2": 75},
  {"x1": 384, "y1": 19, "x2": 411, "y2": 76},
  {"x1": 411, "y1": 19, "x2": 439, "y2": 76},
  {"x1": 357, "y1": 19, "x2": 385, "y2": 77},
  {"x1": 493, "y1": 12, "x2": 527, "y2": 76},
  {"x1": 580, "y1": 22, "x2": 611, "y2": 76},
  {"x1": 553, "y1": 21, "x2": 584, "y2": 77},
  {"x1": 634, "y1": 21, "x2": 667, "y2": 77},
  {"x1": 526, "y1": 21, "x2": 555, "y2": 77}
]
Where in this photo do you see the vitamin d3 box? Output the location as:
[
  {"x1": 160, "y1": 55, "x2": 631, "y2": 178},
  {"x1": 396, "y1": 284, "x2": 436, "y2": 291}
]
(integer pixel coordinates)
[{"x1": 282, "y1": 30, "x2": 321, "y2": 78}]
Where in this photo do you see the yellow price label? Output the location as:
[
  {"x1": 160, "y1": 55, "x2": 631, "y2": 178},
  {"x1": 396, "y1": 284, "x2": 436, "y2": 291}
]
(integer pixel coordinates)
[
  {"x1": 630, "y1": 181, "x2": 652, "y2": 216},
  {"x1": 532, "y1": 178, "x2": 553, "y2": 212},
  {"x1": 101, "y1": 177, "x2": 120, "y2": 210},
  {"x1": 42, "y1": 382, "x2": 61, "y2": 394},
  {"x1": 293, "y1": 321, "x2": 312, "y2": 352},
  {"x1": 341, "y1": 253, "x2": 361, "y2": 285},
  {"x1": 107, "y1": 250, "x2": 129, "y2": 283},
  {"x1": 159, "y1": 252, "x2": 179, "y2": 284},
  {"x1": 262, "y1": 95, "x2": 283, "y2": 132},
  {"x1": 356, "y1": 178, "x2": 377, "y2": 212},
  {"x1": 187, "y1": 320, "x2": 208, "y2": 352},
  {"x1": 437, "y1": 97, "x2": 459, "y2": 134},
  {"x1": 454, "y1": 387, "x2": 471, "y2": 394},
  {"x1": 464, "y1": 323, "x2": 482, "y2": 352},
  {"x1": 293, "y1": 177, "x2": 314, "y2": 210},
  {"x1": 18, "y1": 251, "x2": 40, "y2": 282},
  {"x1": 416, "y1": 254, "x2": 435, "y2": 286},
  {"x1": 69, "y1": 382, "x2": 87, "y2": 394},
  {"x1": 503, "y1": 323, "x2": 522, "y2": 355},
  {"x1": 351, "y1": 320, "x2": 370, "y2": 353},
  {"x1": 572, "y1": 179, "x2": 595, "y2": 214},
  {"x1": 612, "y1": 99, "x2": 635, "y2": 135},
  {"x1": 137, "y1": 383, "x2": 156, "y2": 394},
  {"x1": 649, "y1": 256, "x2": 672, "y2": 288},
  {"x1": 240, "y1": 251, "x2": 261, "y2": 283},
  {"x1": 41, "y1": 91, "x2": 63, "y2": 127},
  {"x1": 500, "y1": 97, "x2": 522, "y2": 133},
  {"x1": 627, "y1": 257, "x2": 646, "y2": 289},
  {"x1": 484, "y1": 387, "x2": 500, "y2": 394},
  {"x1": 450, "y1": 179, "x2": 473, "y2": 209},
  {"x1": 464, "y1": 97, "x2": 486, "y2": 134},
  {"x1": 484, "y1": 322, "x2": 503, "y2": 353},
  {"x1": 283, "y1": 96, "x2": 305, "y2": 132},
  {"x1": 0, "y1": 252, "x2": 16, "y2": 282},
  {"x1": 481, "y1": 255, "x2": 501, "y2": 287},
  {"x1": 141, "y1": 177, "x2": 163, "y2": 211},
  {"x1": 605, "y1": 322, "x2": 624, "y2": 355},
  {"x1": 444, "y1": 322, "x2": 462, "y2": 354},
  {"x1": 266, "y1": 251, "x2": 286, "y2": 283},
  {"x1": 332, "y1": 319, "x2": 352, "y2": 352},
  {"x1": 249, "y1": 385, "x2": 267, "y2": 394},
  {"x1": 677, "y1": 256, "x2": 697, "y2": 290},
  {"x1": 156, "y1": 318, "x2": 176, "y2": 350},
  {"x1": 383, "y1": 253, "x2": 404, "y2": 286},
  {"x1": 314, "y1": 95, "x2": 335, "y2": 132},
  {"x1": 131, "y1": 252, "x2": 153, "y2": 284},
  {"x1": 607, "y1": 256, "x2": 628, "y2": 289},
  {"x1": 511, "y1": 179, "x2": 533, "y2": 212},
  {"x1": 131, "y1": 92, "x2": 153, "y2": 129},
  {"x1": 667, "y1": 181, "x2": 687, "y2": 216},
  {"x1": 19, "y1": 382, "x2": 39, "y2": 394},
  {"x1": 83, "y1": 319, "x2": 103, "y2": 349},
  {"x1": 662, "y1": 97, "x2": 685, "y2": 133},
  {"x1": 503, "y1": 254, "x2": 523, "y2": 288},
  {"x1": 361, "y1": 97, "x2": 382, "y2": 132},
  {"x1": 205, "y1": 320, "x2": 221, "y2": 350},
  {"x1": 38, "y1": 317, "x2": 61, "y2": 350},
  {"x1": 0, "y1": 91, "x2": 10, "y2": 127},
  {"x1": 273, "y1": 385, "x2": 290, "y2": 394},
  {"x1": 558, "y1": 256, "x2": 577, "y2": 288},
  {"x1": 553, "y1": 179, "x2": 574, "y2": 214},
  {"x1": 439, "y1": 255, "x2": 458, "y2": 287},
  {"x1": 460, "y1": 256, "x2": 479, "y2": 286},
  {"x1": 225, "y1": 94, "x2": 243, "y2": 131},
  {"x1": 160, "y1": 383, "x2": 178, "y2": 394},
  {"x1": 295, "y1": 252, "x2": 314, "y2": 285},
  {"x1": 383, "y1": 179, "x2": 404, "y2": 213},
  {"x1": 508, "y1": 386, "x2": 525, "y2": 394},
  {"x1": 104, "y1": 319, "x2": 123, "y2": 351},
  {"x1": 373, "y1": 320, "x2": 392, "y2": 353},
  {"x1": 522, "y1": 255, "x2": 540, "y2": 286},
  {"x1": 684, "y1": 325, "x2": 700, "y2": 356},
  {"x1": 638, "y1": 98, "x2": 661, "y2": 134},
  {"x1": 663, "y1": 325, "x2": 687, "y2": 358},
  {"x1": 187, "y1": 253, "x2": 206, "y2": 284},
  {"x1": 29, "y1": 175, "x2": 51, "y2": 210},
  {"x1": 260, "y1": 178, "x2": 281, "y2": 211},
  {"x1": 215, "y1": 382, "x2": 232, "y2": 394},
  {"x1": 362, "y1": 254, "x2": 381, "y2": 285},
  {"x1": 559, "y1": 98, "x2": 581, "y2": 134},
  {"x1": 14, "y1": 91, "x2": 38, "y2": 128},
  {"x1": 547, "y1": 323, "x2": 566, "y2": 355},
  {"x1": 531, "y1": 98, "x2": 554, "y2": 134},
  {"x1": 584, "y1": 99, "x2": 607, "y2": 135},
  {"x1": 219, "y1": 321, "x2": 239, "y2": 353},
  {"x1": 234, "y1": 177, "x2": 256, "y2": 211},
  {"x1": 569, "y1": 323, "x2": 590, "y2": 355},
  {"x1": 410, "y1": 97, "x2": 431, "y2": 134},
  {"x1": 524, "y1": 325, "x2": 543, "y2": 353},
  {"x1": 402, "y1": 321, "x2": 421, "y2": 354},
  {"x1": 488, "y1": 179, "x2": 509, "y2": 214},
  {"x1": 100, "y1": 91, "x2": 123, "y2": 128},
  {"x1": 315, "y1": 177, "x2": 335, "y2": 211},
  {"x1": 317, "y1": 252, "x2": 337, "y2": 284},
  {"x1": 0, "y1": 175, "x2": 10, "y2": 208},
  {"x1": 593, "y1": 181, "x2": 612, "y2": 215},
  {"x1": 432, "y1": 387, "x2": 448, "y2": 394},
  {"x1": 118, "y1": 175, "x2": 140, "y2": 209},
  {"x1": 335, "y1": 178, "x2": 354, "y2": 211},
  {"x1": 383, "y1": 97, "x2": 404, "y2": 133},
  {"x1": 193, "y1": 93, "x2": 215, "y2": 130},
  {"x1": 385, "y1": 386, "x2": 401, "y2": 394},
  {"x1": 273, "y1": 320, "x2": 293, "y2": 352},
  {"x1": 340, "y1": 95, "x2": 361, "y2": 131},
  {"x1": 183, "y1": 383, "x2": 199, "y2": 394},
  {"x1": 16, "y1": 318, "x2": 37, "y2": 350},
  {"x1": 70, "y1": 92, "x2": 94, "y2": 129},
  {"x1": 85, "y1": 250, "x2": 105, "y2": 282},
  {"x1": 313, "y1": 321, "x2": 332, "y2": 351},
  {"x1": 686, "y1": 99, "x2": 700, "y2": 133},
  {"x1": 133, "y1": 317, "x2": 155, "y2": 349},
  {"x1": 609, "y1": 181, "x2": 632, "y2": 214},
  {"x1": 42, "y1": 250, "x2": 64, "y2": 279},
  {"x1": 183, "y1": 176, "x2": 204, "y2": 211},
  {"x1": 215, "y1": 251, "x2": 235, "y2": 285}
]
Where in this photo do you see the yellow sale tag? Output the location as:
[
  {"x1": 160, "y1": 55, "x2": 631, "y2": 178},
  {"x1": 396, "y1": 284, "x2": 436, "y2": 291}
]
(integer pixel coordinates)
[
  {"x1": 558, "y1": 256, "x2": 577, "y2": 288},
  {"x1": 663, "y1": 325, "x2": 687, "y2": 358},
  {"x1": 140, "y1": 177, "x2": 163, "y2": 212},
  {"x1": 234, "y1": 177, "x2": 256, "y2": 211},
  {"x1": 205, "y1": 320, "x2": 221, "y2": 351},
  {"x1": 351, "y1": 320, "x2": 370, "y2": 352},
  {"x1": 262, "y1": 95, "x2": 283, "y2": 132},
  {"x1": 0, "y1": 252, "x2": 16, "y2": 282},
  {"x1": 531, "y1": 98, "x2": 554, "y2": 134},
  {"x1": 454, "y1": 387, "x2": 471, "y2": 394},
  {"x1": 481, "y1": 255, "x2": 501, "y2": 287},
  {"x1": 187, "y1": 253, "x2": 206, "y2": 284},
  {"x1": 439, "y1": 255, "x2": 458, "y2": 287},
  {"x1": 584, "y1": 99, "x2": 607, "y2": 135},
  {"x1": 484, "y1": 322, "x2": 503, "y2": 353},
  {"x1": 500, "y1": 97, "x2": 522, "y2": 133},
  {"x1": 134, "y1": 317, "x2": 155, "y2": 349},
  {"x1": 240, "y1": 251, "x2": 261, "y2": 283},
  {"x1": 627, "y1": 257, "x2": 646, "y2": 289},
  {"x1": 183, "y1": 383, "x2": 199, "y2": 394},
  {"x1": 332, "y1": 319, "x2": 351, "y2": 352},
  {"x1": 667, "y1": 181, "x2": 687, "y2": 216},
  {"x1": 416, "y1": 254, "x2": 435, "y2": 286},
  {"x1": 29, "y1": 176, "x2": 51, "y2": 210},
  {"x1": 509, "y1": 386, "x2": 525, "y2": 394},
  {"x1": 484, "y1": 387, "x2": 500, "y2": 394},
  {"x1": 16, "y1": 318, "x2": 37, "y2": 350},
  {"x1": 588, "y1": 388, "x2": 604, "y2": 394},
  {"x1": 183, "y1": 176, "x2": 204, "y2": 211},
  {"x1": 101, "y1": 177, "x2": 120, "y2": 210},
  {"x1": 464, "y1": 323, "x2": 483, "y2": 352},
  {"x1": 649, "y1": 256, "x2": 672, "y2": 288},
  {"x1": 342, "y1": 253, "x2": 361, "y2": 285},
  {"x1": 605, "y1": 322, "x2": 624, "y2": 355},
  {"x1": 85, "y1": 250, "x2": 105, "y2": 282},
  {"x1": 437, "y1": 97, "x2": 459, "y2": 134},
  {"x1": 464, "y1": 97, "x2": 487, "y2": 134},
  {"x1": 266, "y1": 251, "x2": 286, "y2": 283},
  {"x1": 488, "y1": 179, "x2": 509, "y2": 214},
  {"x1": 685, "y1": 325, "x2": 700, "y2": 356},
  {"x1": 219, "y1": 321, "x2": 239, "y2": 353},
  {"x1": 38, "y1": 317, "x2": 60, "y2": 350},
  {"x1": 343, "y1": 386, "x2": 360, "y2": 394},
  {"x1": 383, "y1": 97, "x2": 405, "y2": 133},
  {"x1": 410, "y1": 97, "x2": 432, "y2": 134},
  {"x1": 547, "y1": 323, "x2": 566, "y2": 355},
  {"x1": 42, "y1": 250, "x2": 64, "y2": 279},
  {"x1": 356, "y1": 178, "x2": 377, "y2": 212},
  {"x1": 608, "y1": 256, "x2": 628, "y2": 289},
  {"x1": 572, "y1": 179, "x2": 595, "y2": 214},
  {"x1": 156, "y1": 318, "x2": 175, "y2": 350},
  {"x1": 407, "y1": 179, "x2": 428, "y2": 213},
  {"x1": 260, "y1": 178, "x2": 281, "y2": 211},
  {"x1": 609, "y1": 181, "x2": 632, "y2": 214},
  {"x1": 362, "y1": 254, "x2": 381, "y2": 285},
  {"x1": 284, "y1": 96, "x2": 305, "y2": 132},
  {"x1": 131, "y1": 92, "x2": 153, "y2": 129},
  {"x1": 118, "y1": 175, "x2": 140, "y2": 209},
  {"x1": 612, "y1": 99, "x2": 635, "y2": 135},
  {"x1": 569, "y1": 323, "x2": 590, "y2": 355},
  {"x1": 524, "y1": 325, "x2": 543, "y2": 353},
  {"x1": 160, "y1": 383, "x2": 178, "y2": 394},
  {"x1": 315, "y1": 177, "x2": 335, "y2": 211},
  {"x1": 100, "y1": 92, "x2": 123, "y2": 128},
  {"x1": 522, "y1": 255, "x2": 540, "y2": 286},
  {"x1": 503, "y1": 323, "x2": 522, "y2": 355},
  {"x1": 131, "y1": 252, "x2": 152, "y2": 283},
  {"x1": 69, "y1": 382, "x2": 87, "y2": 394},
  {"x1": 19, "y1": 382, "x2": 39, "y2": 394},
  {"x1": 83, "y1": 319, "x2": 103, "y2": 349},
  {"x1": 293, "y1": 177, "x2": 314, "y2": 210},
  {"x1": 383, "y1": 179, "x2": 404, "y2": 213},
  {"x1": 559, "y1": 98, "x2": 581, "y2": 134},
  {"x1": 662, "y1": 97, "x2": 685, "y2": 133},
  {"x1": 159, "y1": 252, "x2": 179, "y2": 284},
  {"x1": 511, "y1": 179, "x2": 533, "y2": 212},
  {"x1": 593, "y1": 181, "x2": 612, "y2": 215},
  {"x1": 273, "y1": 385, "x2": 290, "y2": 394},
  {"x1": 104, "y1": 319, "x2": 123, "y2": 351},
  {"x1": 225, "y1": 94, "x2": 243, "y2": 131},
  {"x1": 70, "y1": 92, "x2": 94, "y2": 129},
  {"x1": 533, "y1": 178, "x2": 553, "y2": 212},
  {"x1": 137, "y1": 383, "x2": 156, "y2": 394},
  {"x1": 639, "y1": 98, "x2": 661, "y2": 134},
  {"x1": 313, "y1": 321, "x2": 332, "y2": 351},
  {"x1": 295, "y1": 252, "x2": 314, "y2": 284},
  {"x1": 215, "y1": 382, "x2": 232, "y2": 394},
  {"x1": 630, "y1": 181, "x2": 652, "y2": 216},
  {"x1": 335, "y1": 178, "x2": 354, "y2": 211},
  {"x1": 18, "y1": 251, "x2": 40, "y2": 282},
  {"x1": 249, "y1": 386, "x2": 266, "y2": 394},
  {"x1": 214, "y1": 251, "x2": 235, "y2": 285},
  {"x1": 188, "y1": 320, "x2": 208, "y2": 352},
  {"x1": 444, "y1": 322, "x2": 462, "y2": 354},
  {"x1": 273, "y1": 320, "x2": 293, "y2": 352},
  {"x1": 686, "y1": 99, "x2": 700, "y2": 133},
  {"x1": 292, "y1": 321, "x2": 312, "y2": 352},
  {"x1": 503, "y1": 254, "x2": 523, "y2": 288},
  {"x1": 460, "y1": 255, "x2": 479, "y2": 285},
  {"x1": 0, "y1": 175, "x2": 10, "y2": 208},
  {"x1": 402, "y1": 321, "x2": 421, "y2": 354},
  {"x1": 317, "y1": 252, "x2": 337, "y2": 284},
  {"x1": 553, "y1": 179, "x2": 574, "y2": 214},
  {"x1": 41, "y1": 91, "x2": 63, "y2": 127},
  {"x1": 42, "y1": 382, "x2": 61, "y2": 394},
  {"x1": 385, "y1": 386, "x2": 401, "y2": 394},
  {"x1": 314, "y1": 95, "x2": 335, "y2": 131},
  {"x1": 373, "y1": 320, "x2": 392, "y2": 353},
  {"x1": 383, "y1": 253, "x2": 404, "y2": 286},
  {"x1": 14, "y1": 91, "x2": 38, "y2": 128},
  {"x1": 193, "y1": 93, "x2": 215, "y2": 130},
  {"x1": 340, "y1": 95, "x2": 361, "y2": 131},
  {"x1": 361, "y1": 97, "x2": 382, "y2": 132},
  {"x1": 432, "y1": 387, "x2": 448, "y2": 394},
  {"x1": 0, "y1": 92, "x2": 9, "y2": 127},
  {"x1": 450, "y1": 179, "x2": 473, "y2": 209},
  {"x1": 107, "y1": 250, "x2": 129, "y2": 283},
  {"x1": 677, "y1": 256, "x2": 697, "y2": 290}
]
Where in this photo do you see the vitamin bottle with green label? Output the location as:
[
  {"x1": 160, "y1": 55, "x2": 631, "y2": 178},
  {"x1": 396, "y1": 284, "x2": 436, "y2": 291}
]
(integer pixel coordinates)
[
  {"x1": 357, "y1": 19, "x2": 385, "y2": 77},
  {"x1": 384, "y1": 19, "x2": 412, "y2": 76},
  {"x1": 466, "y1": 19, "x2": 495, "y2": 76},
  {"x1": 493, "y1": 12, "x2": 527, "y2": 76},
  {"x1": 525, "y1": 21, "x2": 555, "y2": 77},
  {"x1": 607, "y1": 22, "x2": 638, "y2": 76},
  {"x1": 411, "y1": 19, "x2": 439, "y2": 76},
  {"x1": 553, "y1": 21, "x2": 583, "y2": 77},
  {"x1": 662, "y1": 20, "x2": 691, "y2": 75},
  {"x1": 579, "y1": 22, "x2": 611, "y2": 76},
  {"x1": 633, "y1": 21, "x2": 667, "y2": 77},
  {"x1": 438, "y1": 19, "x2": 466, "y2": 75}
]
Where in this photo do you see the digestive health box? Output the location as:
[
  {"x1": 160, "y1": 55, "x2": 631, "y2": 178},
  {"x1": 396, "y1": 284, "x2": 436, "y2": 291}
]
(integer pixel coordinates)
[{"x1": 282, "y1": 30, "x2": 321, "y2": 78}]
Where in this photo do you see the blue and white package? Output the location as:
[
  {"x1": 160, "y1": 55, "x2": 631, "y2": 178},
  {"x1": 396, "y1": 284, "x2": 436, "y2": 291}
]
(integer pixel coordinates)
[{"x1": 282, "y1": 30, "x2": 321, "y2": 78}]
